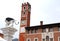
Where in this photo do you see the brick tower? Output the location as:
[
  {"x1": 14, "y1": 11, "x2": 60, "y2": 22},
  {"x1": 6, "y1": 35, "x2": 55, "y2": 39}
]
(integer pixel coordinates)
[{"x1": 19, "y1": 2, "x2": 31, "y2": 41}]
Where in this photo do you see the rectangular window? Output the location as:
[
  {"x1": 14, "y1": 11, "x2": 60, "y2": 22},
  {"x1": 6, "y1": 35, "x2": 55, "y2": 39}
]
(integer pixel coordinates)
[
  {"x1": 35, "y1": 29, "x2": 38, "y2": 33},
  {"x1": 50, "y1": 38, "x2": 53, "y2": 41},
  {"x1": 58, "y1": 27, "x2": 60, "y2": 31},
  {"x1": 27, "y1": 30, "x2": 30, "y2": 34},
  {"x1": 42, "y1": 28, "x2": 46, "y2": 32},
  {"x1": 49, "y1": 28, "x2": 53, "y2": 32},
  {"x1": 31, "y1": 30, "x2": 35, "y2": 33}
]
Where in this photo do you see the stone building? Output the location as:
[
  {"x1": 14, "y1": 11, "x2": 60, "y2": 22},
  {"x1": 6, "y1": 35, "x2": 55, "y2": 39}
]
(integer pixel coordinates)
[
  {"x1": 25, "y1": 22, "x2": 60, "y2": 41},
  {"x1": 19, "y1": 2, "x2": 60, "y2": 41}
]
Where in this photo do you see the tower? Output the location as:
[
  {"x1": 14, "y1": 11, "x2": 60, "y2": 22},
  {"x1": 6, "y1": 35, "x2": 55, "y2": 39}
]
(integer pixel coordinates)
[{"x1": 19, "y1": 2, "x2": 31, "y2": 41}]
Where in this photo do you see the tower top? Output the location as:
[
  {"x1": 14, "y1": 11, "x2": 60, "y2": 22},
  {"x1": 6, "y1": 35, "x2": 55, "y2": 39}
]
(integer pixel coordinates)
[{"x1": 22, "y1": 2, "x2": 31, "y2": 6}]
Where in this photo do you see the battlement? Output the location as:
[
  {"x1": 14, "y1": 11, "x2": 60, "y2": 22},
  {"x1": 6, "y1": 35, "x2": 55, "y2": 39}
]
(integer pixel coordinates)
[{"x1": 22, "y1": 2, "x2": 31, "y2": 6}]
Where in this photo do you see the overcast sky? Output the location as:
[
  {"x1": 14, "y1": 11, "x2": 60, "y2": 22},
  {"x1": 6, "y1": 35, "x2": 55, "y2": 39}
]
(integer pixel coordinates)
[{"x1": 0, "y1": 0, "x2": 60, "y2": 39}]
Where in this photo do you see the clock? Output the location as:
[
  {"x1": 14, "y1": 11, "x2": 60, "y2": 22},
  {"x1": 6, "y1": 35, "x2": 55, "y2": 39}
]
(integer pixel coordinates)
[{"x1": 21, "y1": 20, "x2": 26, "y2": 25}]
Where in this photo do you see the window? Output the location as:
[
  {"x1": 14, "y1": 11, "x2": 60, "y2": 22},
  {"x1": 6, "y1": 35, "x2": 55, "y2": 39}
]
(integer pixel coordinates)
[
  {"x1": 50, "y1": 38, "x2": 53, "y2": 41},
  {"x1": 58, "y1": 27, "x2": 60, "y2": 31},
  {"x1": 27, "y1": 30, "x2": 30, "y2": 34},
  {"x1": 58, "y1": 37, "x2": 60, "y2": 41},
  {"x1": 24, "y1": 12, "x2": 25, "y2": 14},
  {"x1": 46, "y1": 28, "x2": 49, "y2": 32},
  {"x1": 26, "y1": 38, "x2": 31, "y2": 41},
  {"x1": 43, "y1": 39, "x2": 45, "y2": 41},
  {"x1": 30, "y1": 29, "x2": 38, "y2": 34},
  {"x1": 42, "y1": 28, "x2": 46, "y2": 32},
  {"x1": 28, "y1": 6, "x2": 31, "y2": 12},
  {"x1": 35, "y1": 39, "x2": 38, "y2": 41},
  {"x1": 35, "y1": 29, "x2": 38, "y2": 33},
  {"x1": 34, "y1": 38, "x2": 38, "y2": 41},
  {"x1": 31, "y1": 30, "x2": 35, "y2": 33},
  {"x1": 21, "y1": 12, "x2": 25, "y2": 17},
  {"x1": 49, "y1": 28, "x2": 53, "y2": 32},
  {"x1": 24, "y1": 7, "x2": 26, "y2": 11},
  {"x1": 28, "y1": 39, "x2": 30, "y2": 41},
  {"x1": 46, "y1": 36, "x2": 49, "y2": 41},
  {"x1": 24, "y1": 7, "x2": 26, "y2": 9}
]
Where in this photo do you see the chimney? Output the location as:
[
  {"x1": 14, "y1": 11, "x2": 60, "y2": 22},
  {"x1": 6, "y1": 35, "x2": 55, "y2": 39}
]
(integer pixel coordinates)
[{"x1": 40, "y1": 21, "x2": 43, "y2": 25}]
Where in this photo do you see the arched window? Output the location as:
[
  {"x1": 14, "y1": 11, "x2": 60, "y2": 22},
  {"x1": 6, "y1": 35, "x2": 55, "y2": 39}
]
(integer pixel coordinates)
[
  {"x1": 34, "y1": 38, "x2": 38, "y2": 41},
  {"x1": 26, "y1": 38, "x2": 31, "y2": 41},
  {"x1": 46, "y1": 36, "x2": 49, "y2": 41}
]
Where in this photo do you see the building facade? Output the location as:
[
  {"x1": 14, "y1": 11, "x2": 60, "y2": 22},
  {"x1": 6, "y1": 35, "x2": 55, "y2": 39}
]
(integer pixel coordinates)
[
  {"x1": 19, "y1": 2, "x2": 60, "y2": 41},
  {"x1": 25, "y1": 22, "x2": 60, "y2": 41}
]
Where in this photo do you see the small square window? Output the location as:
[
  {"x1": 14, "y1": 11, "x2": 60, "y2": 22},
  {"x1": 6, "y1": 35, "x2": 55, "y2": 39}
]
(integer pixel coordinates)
[
  {"x1": 35, "y1": 29, "x2": 38, "y2": 33},
  {"x1": 27, "y1": 30, "x2": 30, "y2": 34},
  {"x1": 31, "y1": 30, "x2": 35, "y2": 33},
  {"x1": 42, "y1": 28, "x2": 46, "y2": 32},
  {"x1": 49, "y1": 28, "x2": 53, "y2": 32},
  {"x1": 58, "y1": 27, "x2": 60, "y2": 31}
]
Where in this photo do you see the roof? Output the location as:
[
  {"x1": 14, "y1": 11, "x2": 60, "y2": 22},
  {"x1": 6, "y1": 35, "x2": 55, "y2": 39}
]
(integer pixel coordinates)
[{"x1": 25, "y1": 23, "x2": 60, "y2": 30}]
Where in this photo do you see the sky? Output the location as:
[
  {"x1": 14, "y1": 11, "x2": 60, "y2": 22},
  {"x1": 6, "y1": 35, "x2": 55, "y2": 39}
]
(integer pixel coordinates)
[{"x1": 0, "y1": 0, "x2": 60, "y2": 39}]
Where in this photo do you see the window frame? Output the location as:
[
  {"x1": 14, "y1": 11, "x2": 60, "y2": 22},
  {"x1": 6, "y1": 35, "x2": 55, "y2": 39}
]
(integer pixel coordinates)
[
  {"x1": 58, "y1": 27, "x2": 60, "y2": 31},
  {"x1": 42, "y1": 28, "x2": 46, "y2": 32},
  {"x1": 58, "y1": 37, "x2": 60, "y2": 41},
  {"x1": 35, "y1": 29, "x2": 38, "y2": 33},
  {"x1": 42, "y1": 39, "x2": 46, "y2": 41},
  {"x1": 49, "y1": 28, "x2": 53, "y2": 32},
  {"x1": 50, "y1": 38, "x2": 53, "y2": 41},
  {"x1": 26, "y1": 30, "x2": 30, "y2": 34},
  {"x1": 34, "y1": 38, "x2": 38, "y2": 41},
  {"x1": 26, "y1": 38, "x2": 31, "y2": 41},
  {"x1": 31, "y1": 29, "x2": 35, "y2": 33}
]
